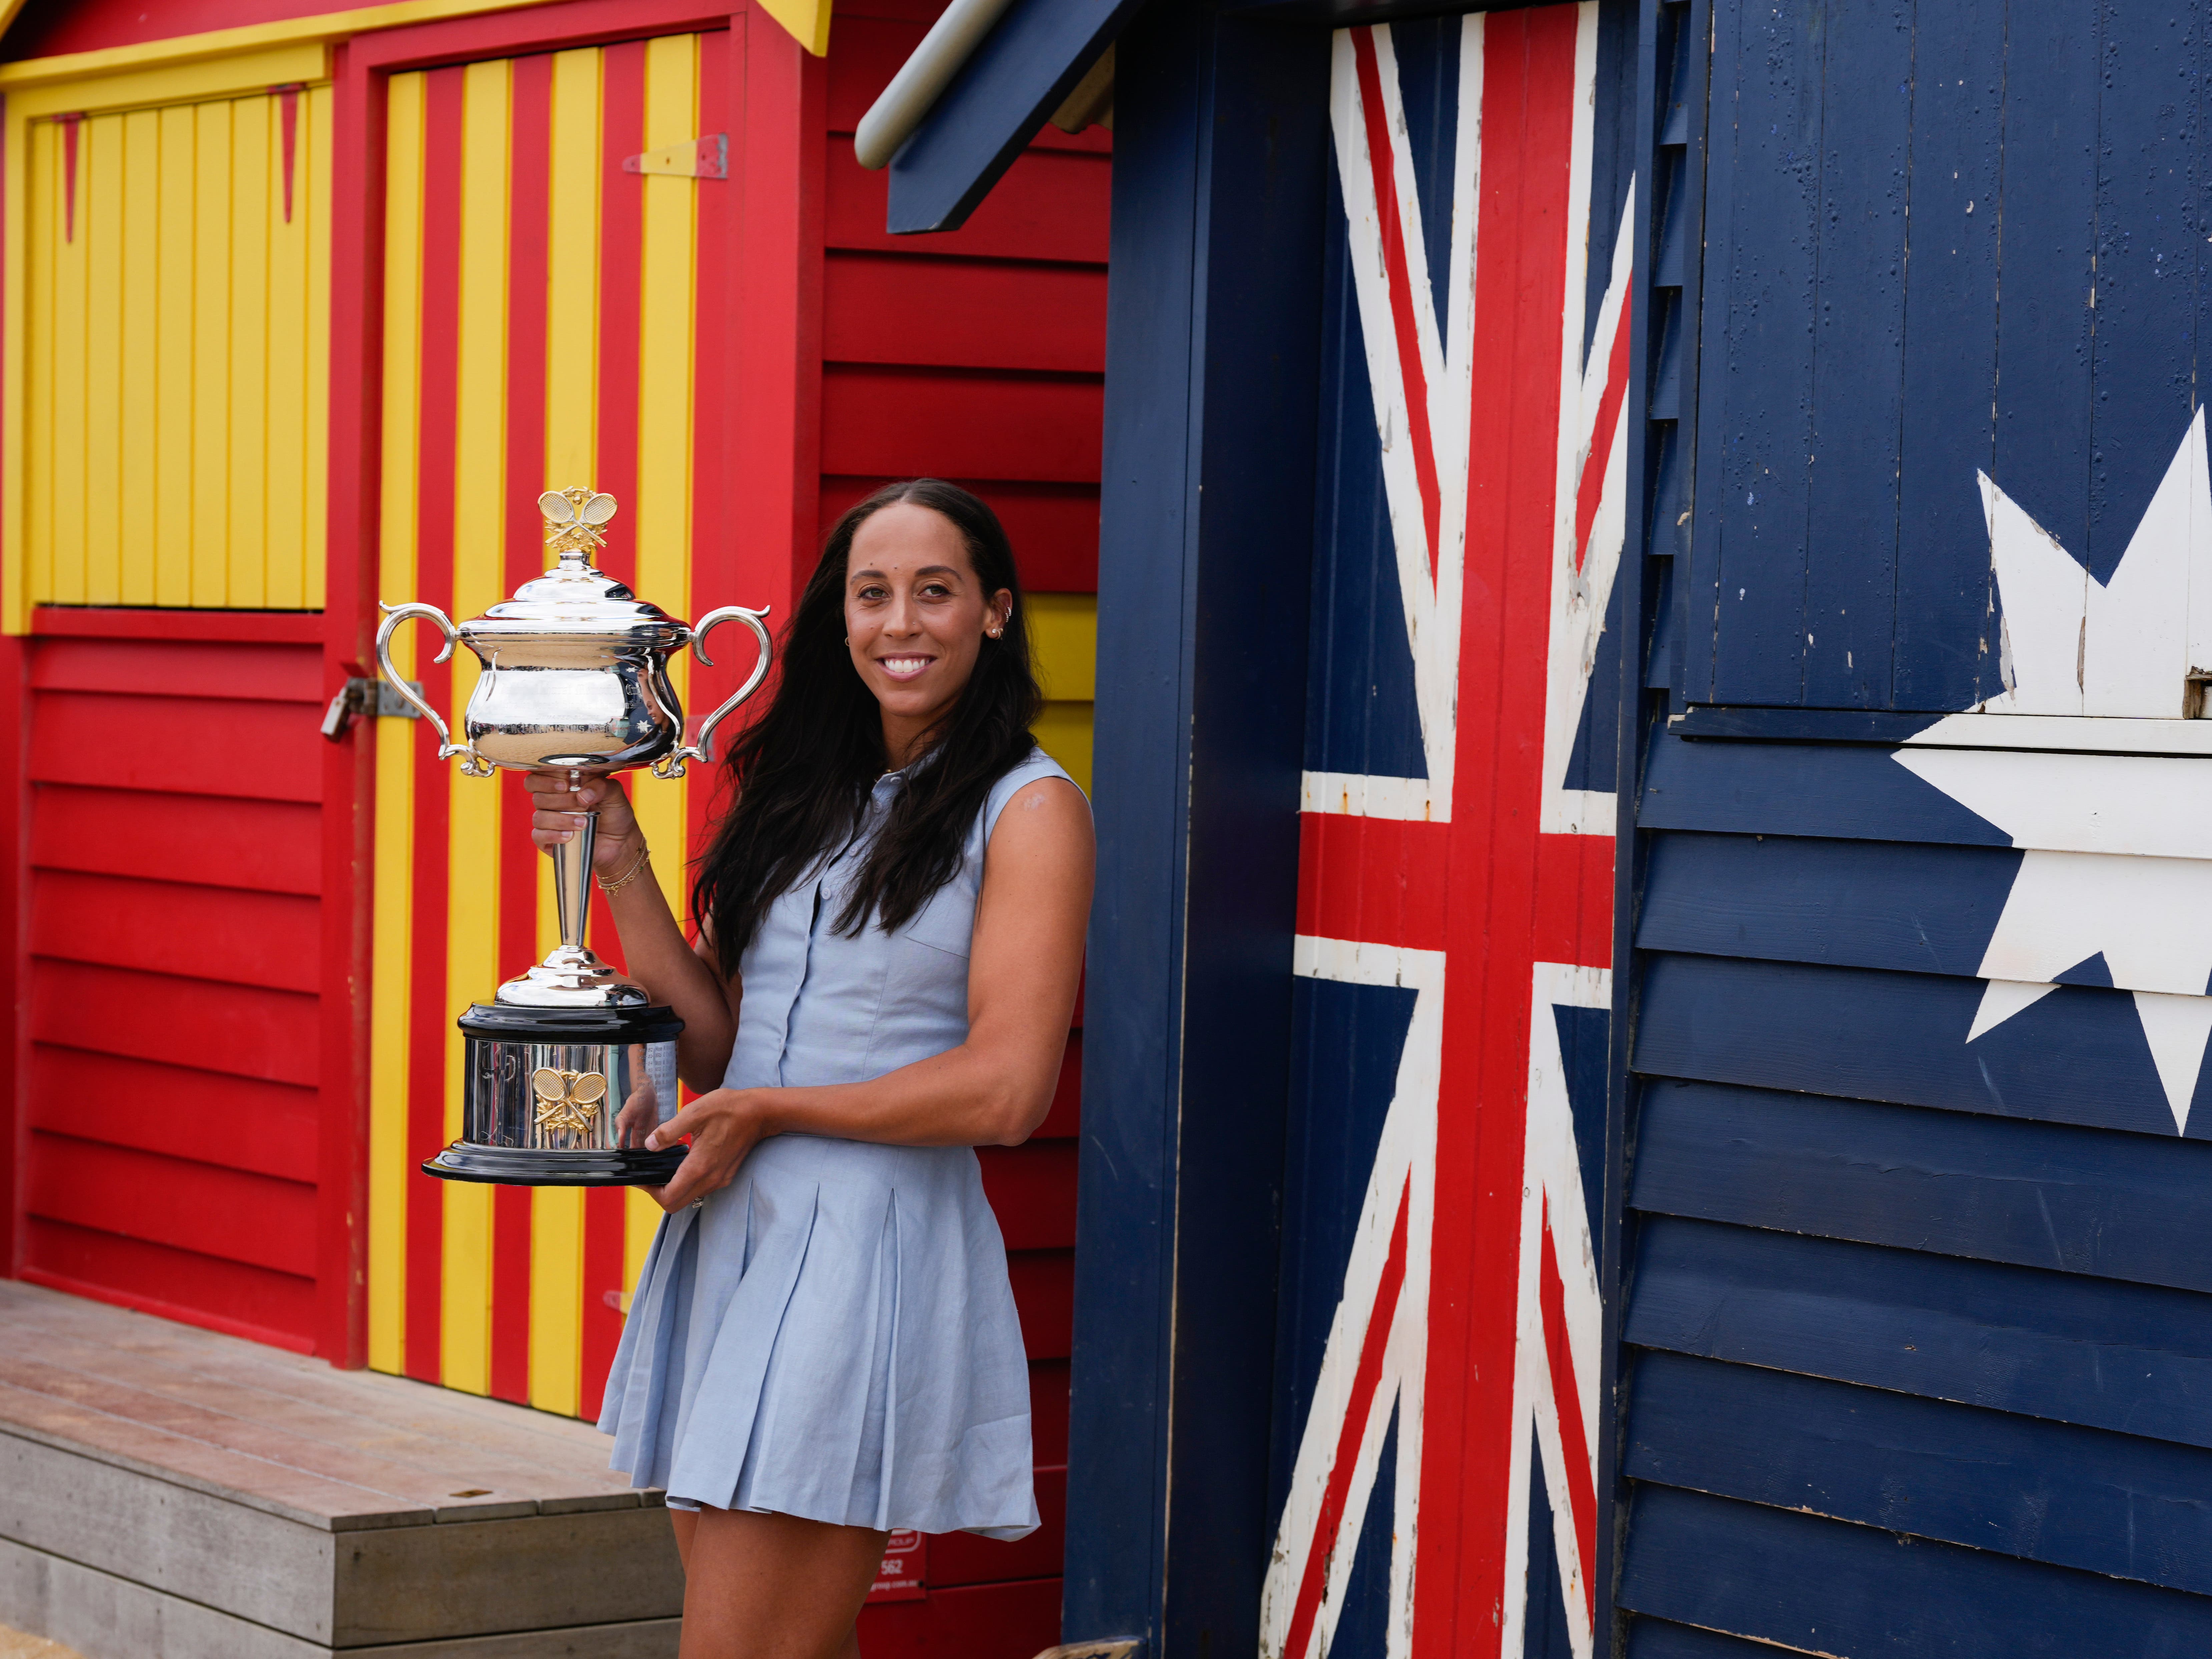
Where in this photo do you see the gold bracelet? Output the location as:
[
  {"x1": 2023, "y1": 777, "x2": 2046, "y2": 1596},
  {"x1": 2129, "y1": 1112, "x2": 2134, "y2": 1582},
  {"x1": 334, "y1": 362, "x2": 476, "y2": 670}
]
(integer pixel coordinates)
[{"x1": 598, "y1": 843, "x2": 652, "y2": 893}]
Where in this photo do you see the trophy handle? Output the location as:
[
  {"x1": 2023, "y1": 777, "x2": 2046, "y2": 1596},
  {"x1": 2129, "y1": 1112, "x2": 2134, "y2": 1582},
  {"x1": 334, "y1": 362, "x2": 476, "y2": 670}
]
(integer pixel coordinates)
[
  {"x1": 376, "y1": 602, "x2": 492, "y2": 776},
  {"x1": 653, "y1": 605, "x2": 773, "y2": 780}
]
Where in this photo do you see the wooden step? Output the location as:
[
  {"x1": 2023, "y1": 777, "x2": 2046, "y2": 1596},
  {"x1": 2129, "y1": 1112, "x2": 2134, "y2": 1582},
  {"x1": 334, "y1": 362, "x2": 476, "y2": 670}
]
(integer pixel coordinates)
[{"x1": 0, "y1": 1282, "x2": 681, "y2": 1656}]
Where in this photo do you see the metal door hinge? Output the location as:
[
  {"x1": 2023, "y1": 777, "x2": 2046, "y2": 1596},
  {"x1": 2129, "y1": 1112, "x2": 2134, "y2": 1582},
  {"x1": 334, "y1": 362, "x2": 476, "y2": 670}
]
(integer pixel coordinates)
[
  {"x1": 623, "y1": 134, "x2": 727, "y2": 179},
  {"x1": 322, "y1": 676, "x2": 423, "y2": 740}
]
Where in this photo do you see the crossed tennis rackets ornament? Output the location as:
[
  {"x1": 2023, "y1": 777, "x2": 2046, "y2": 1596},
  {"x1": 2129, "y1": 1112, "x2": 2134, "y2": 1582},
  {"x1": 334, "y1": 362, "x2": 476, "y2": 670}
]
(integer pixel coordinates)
[
  {"x1": 532, "y1": 1067, "x2": 609, "y2": 1138},
  {"x1": 538, "y1": 486, "x2": 618, "y2": 558}
]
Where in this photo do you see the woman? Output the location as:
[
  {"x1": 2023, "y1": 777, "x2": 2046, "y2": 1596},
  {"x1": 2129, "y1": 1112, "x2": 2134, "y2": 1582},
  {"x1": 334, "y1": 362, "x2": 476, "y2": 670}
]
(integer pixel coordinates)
[{"x1": 525, "y1": 480, "x2": 1094, "y2": 1659}]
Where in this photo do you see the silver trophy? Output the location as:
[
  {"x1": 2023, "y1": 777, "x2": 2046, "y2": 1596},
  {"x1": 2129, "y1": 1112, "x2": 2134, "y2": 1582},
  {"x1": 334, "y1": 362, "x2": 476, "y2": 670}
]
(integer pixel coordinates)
[{"x1": 377, "y1": 485, "x2": 770, "y2": 1186}]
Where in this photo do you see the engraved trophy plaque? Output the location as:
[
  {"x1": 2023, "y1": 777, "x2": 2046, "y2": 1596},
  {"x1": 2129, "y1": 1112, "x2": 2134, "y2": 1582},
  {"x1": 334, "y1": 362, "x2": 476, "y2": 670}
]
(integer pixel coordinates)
[{"x1": 378, "y1": 486, "x2": 770, "y2": 1186}]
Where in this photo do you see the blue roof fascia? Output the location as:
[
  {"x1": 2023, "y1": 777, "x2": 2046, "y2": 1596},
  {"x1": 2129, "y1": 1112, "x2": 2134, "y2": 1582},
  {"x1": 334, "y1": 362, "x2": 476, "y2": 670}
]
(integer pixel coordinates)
[{"x1": 884, "y1": 0, "x2": 1146, "y2": 235}]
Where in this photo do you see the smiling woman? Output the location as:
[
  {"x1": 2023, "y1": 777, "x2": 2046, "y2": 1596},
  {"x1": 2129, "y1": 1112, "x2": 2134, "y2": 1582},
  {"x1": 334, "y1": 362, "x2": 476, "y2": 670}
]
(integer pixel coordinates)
[
  {"x1": 686, "y1": 479, "x2": 1051, "y2": 974},
  {"x1": 521, "y1": 478, "x2": 1095, "y2": 1659}
]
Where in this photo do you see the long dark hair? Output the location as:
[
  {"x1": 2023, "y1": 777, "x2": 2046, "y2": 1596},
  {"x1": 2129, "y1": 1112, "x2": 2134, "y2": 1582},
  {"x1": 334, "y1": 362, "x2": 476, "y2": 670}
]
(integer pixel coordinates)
[{"x1": 690, "y1": 480, "x2": 1043, "y2": 974}]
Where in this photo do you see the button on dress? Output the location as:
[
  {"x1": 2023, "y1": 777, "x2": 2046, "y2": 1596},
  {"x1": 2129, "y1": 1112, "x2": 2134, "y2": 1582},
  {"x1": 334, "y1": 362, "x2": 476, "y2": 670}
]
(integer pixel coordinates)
[{"x1": 598, "y1": 748, "x2": 1077, "y2": 1539}]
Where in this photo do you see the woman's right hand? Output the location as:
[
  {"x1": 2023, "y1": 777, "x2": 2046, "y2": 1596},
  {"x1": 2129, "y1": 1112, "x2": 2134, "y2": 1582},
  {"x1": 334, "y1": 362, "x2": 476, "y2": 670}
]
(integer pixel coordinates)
[{"x1": 526, "y1": 769, "x2": 643, "y2": 877}]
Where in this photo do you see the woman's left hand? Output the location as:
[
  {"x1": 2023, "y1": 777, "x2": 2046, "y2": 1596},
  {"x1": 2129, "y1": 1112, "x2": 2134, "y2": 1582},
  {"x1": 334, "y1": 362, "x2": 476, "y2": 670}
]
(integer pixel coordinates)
[{"x1": 643, "y1": 1089, "x2": 773, "y2": 1212}]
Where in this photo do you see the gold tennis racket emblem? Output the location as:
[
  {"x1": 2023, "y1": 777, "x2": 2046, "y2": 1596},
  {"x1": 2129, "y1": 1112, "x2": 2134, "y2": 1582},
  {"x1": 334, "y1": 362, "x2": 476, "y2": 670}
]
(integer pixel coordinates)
[
  {"x1": 537, "y1": 487, "x2": 618, "y2": 560},
  {"x1": 532, "y1": 1067, "x2": 608, "y2": 1137}
]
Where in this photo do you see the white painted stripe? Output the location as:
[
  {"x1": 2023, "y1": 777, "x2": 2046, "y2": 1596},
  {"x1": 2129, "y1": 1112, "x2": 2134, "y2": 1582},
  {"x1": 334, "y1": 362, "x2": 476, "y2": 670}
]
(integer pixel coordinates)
[
  {"x1": 1367, "y1": 25, "x2": 1448, "y2": 467},
  {"x1": 1327, "y1": 25, "x2": 1464, "y2": 818},
  {"x1": 1893, "y1": 746, "x2": 2212, "y2": 861},
  {"x1": 1502, "y1": 959, "x2": 1610, "y2": 1659},
  {"x1": 1902, "y1": 711, "x2": 2212, "y2": 757},
  {"x1": 1301, "y1": 769, "x2": 1448, "y2": 822},
  {"x1": 1538, "y1": 38, "x2": 1633, "y2": 844},
  {"x1": 1295, "y1": 932, "x2": 1446, "y2": 992}
]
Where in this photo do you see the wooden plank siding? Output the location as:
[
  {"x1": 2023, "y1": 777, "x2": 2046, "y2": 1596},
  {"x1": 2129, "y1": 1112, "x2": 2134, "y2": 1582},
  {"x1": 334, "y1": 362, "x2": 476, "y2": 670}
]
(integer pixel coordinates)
[
  {"x1": 823, "y1": 7, "x2": 1105, "y2": 793},
  {"x1": 826, "y1": 14, "x2": 1102, "y2": 1649},
  {"x1": 360, "y1": 11, "x2": 1103, "y2": 1650},
  {"x1": 1616, "y1": 0, "x2": 2212, "y2": 1649},
  {"x1": 19, "y1": 84, "x2": 330, "y2": 613},
  {"x1": 1677, "y1": 0, "x2": 2212, "y2": 714},
  {"x1": 15, "y1": 609, "x2": 325, "y2": 1349}
]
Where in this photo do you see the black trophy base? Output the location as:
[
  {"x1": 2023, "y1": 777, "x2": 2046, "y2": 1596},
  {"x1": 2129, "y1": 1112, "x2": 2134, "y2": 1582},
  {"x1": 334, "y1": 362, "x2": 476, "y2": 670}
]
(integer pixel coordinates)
[{"x1": 422, "y1": 1142, "x2": 687, "y2": 1187}]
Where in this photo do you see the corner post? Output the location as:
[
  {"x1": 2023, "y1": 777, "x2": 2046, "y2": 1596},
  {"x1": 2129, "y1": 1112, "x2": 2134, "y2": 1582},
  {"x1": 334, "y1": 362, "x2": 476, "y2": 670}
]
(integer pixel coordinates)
[{"x1": 1066, "y1": 5, "x2": 1330, "y2": 1653}]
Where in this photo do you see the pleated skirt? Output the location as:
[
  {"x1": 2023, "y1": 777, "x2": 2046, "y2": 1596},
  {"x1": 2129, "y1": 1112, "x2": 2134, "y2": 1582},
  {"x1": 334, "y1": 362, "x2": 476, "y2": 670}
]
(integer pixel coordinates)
[{"x1": 597, "y1": 1133, "x2": 1039, "y2": 1539}]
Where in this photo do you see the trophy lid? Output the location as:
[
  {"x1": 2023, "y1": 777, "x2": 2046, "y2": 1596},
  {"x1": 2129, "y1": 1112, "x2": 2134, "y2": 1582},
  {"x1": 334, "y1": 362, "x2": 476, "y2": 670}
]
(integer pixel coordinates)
[{"x1": 461, "y1": 489, "x2": 688, "y2": 641}]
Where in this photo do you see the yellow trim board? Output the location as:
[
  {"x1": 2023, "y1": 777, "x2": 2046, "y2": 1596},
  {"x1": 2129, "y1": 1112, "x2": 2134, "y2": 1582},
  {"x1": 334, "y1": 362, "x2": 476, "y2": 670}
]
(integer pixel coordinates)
[
  {"x1": 9, "y1": 45, "x2": 329, "y2": 117},
  {"x1": 757, "y1": 0, "x2": 832, "y2": 56},
  {"x1": 0, "y1": 0, "x2": 557, "y2": 88},
  {"x1": 2, "y1": 56, "x2": 25, "y2": 630}
]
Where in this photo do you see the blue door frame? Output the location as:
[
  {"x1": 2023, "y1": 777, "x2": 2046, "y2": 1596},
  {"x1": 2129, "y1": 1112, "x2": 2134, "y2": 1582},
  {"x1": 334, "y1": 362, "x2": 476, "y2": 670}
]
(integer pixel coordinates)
[{"x1": 1069, "y1": 8, "x2": 1332, "y2": 1653}]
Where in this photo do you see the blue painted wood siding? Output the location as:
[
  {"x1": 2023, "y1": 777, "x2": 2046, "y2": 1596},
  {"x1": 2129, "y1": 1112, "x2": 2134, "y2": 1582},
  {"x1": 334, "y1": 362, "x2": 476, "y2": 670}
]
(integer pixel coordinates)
[
  {"x1": 1619, "y1": 1, "x2": 2212, "y2": 1650},
  {"x1": 1670, "y1": 0, "x2": 2212, "y2": 712}
]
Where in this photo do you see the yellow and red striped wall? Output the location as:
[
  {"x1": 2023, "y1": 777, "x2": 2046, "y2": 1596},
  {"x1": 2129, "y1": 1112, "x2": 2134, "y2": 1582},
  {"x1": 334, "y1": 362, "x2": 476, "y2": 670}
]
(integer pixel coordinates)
[{"x1": 0, "y1": 0, "x2": 1104, "y2": 1497}]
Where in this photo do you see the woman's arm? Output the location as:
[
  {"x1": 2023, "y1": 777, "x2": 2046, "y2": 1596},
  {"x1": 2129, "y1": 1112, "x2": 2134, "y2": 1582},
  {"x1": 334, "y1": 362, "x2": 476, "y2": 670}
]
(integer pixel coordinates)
[
  {"x1": 526, "y1": 770, "x2": 742, "y2": 1092},
  {"x1": 644, "y1": 775, "x2": 1095, "y2": 1210}
]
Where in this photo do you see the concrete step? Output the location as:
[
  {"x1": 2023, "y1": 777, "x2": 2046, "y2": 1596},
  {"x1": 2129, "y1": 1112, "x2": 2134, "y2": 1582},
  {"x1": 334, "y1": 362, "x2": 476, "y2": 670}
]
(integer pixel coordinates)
[{"x1": 0, "y1": 1282, "x2": 681, "y2": 1657}]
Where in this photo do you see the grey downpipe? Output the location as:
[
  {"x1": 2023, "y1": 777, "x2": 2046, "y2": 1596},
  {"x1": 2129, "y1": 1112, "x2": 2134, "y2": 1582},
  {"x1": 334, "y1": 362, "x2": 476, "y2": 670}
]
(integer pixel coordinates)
[{"x1": 853, "y1": 0, "x2": 1019, "y2": 170}]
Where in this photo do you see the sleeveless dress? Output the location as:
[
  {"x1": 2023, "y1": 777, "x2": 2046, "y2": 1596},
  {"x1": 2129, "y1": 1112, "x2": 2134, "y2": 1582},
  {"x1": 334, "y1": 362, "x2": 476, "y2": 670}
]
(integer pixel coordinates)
[{"x1": 597, "y1": 747, "x2": 1077, "y2": 1540}]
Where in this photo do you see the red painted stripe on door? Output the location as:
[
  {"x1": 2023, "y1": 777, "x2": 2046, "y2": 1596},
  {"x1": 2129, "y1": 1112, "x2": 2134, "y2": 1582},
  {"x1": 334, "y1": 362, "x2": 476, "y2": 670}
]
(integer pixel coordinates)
[
  {"x1": 685, "y1": 28, "x2": 736, "y2": 897},
  {"x1": 594, "y1": 40, "x2": 645, "y2": 592},
  {"x1": 1350, "y1": 27, "x2": 1442, "y2": 574},
  {"x1": 579, "y1": 38, "x2": 650, "y2": 1421},
  {"x1": 407, "y1": 63, "x2": 468, "y2": 1385},
  {"x1": 486, "y1": 50, "x2": 556, "y2": 1410}
]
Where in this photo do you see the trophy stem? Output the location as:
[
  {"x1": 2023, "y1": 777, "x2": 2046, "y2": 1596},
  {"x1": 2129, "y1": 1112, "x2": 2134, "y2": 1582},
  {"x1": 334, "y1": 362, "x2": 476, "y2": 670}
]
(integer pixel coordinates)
[
  {"x1": 554, "y1": 800, "x2": 597, "y2": 954},
  {"x1": 493, "y1": 780, "x2": 643, "y2": 1008}
]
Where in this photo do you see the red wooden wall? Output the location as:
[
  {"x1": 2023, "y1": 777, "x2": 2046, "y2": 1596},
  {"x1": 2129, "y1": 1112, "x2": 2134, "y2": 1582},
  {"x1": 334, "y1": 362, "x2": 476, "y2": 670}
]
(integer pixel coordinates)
[
  {"x1": 12, "y1": 609, "x2": 327, "y2": 1349},
  {"x1": 825, "y1": 9, "x2": 1107, "y2": 1655},
  {"x1": 0, "y1": 0, "x2": 1105, "y2": 1649}
]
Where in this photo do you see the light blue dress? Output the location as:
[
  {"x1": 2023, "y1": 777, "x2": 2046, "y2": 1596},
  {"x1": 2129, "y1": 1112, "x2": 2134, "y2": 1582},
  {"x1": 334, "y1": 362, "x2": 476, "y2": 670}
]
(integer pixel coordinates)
[{"x1": 598, "y1": 748, "x2": 1076, "y2": 1540}]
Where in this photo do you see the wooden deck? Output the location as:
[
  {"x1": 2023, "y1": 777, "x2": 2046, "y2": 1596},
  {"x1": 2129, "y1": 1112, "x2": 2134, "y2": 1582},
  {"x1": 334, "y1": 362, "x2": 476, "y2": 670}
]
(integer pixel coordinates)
[{"x1": 0, "y1": 1281, "x2": 681, "y2": 1656}]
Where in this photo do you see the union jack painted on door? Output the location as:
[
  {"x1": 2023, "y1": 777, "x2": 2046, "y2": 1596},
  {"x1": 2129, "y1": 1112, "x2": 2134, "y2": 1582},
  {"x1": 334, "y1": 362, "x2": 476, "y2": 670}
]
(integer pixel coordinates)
[{"x1": 1262, "y1": 8, "x2": 1633, "y2": 1659}]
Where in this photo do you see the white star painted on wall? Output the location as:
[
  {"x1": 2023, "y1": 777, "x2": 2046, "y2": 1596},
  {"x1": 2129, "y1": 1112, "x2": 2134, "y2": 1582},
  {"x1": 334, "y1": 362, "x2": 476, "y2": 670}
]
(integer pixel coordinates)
[{"x1": 1893, "y1": 410, "x2": 2212, "y2": 1131}]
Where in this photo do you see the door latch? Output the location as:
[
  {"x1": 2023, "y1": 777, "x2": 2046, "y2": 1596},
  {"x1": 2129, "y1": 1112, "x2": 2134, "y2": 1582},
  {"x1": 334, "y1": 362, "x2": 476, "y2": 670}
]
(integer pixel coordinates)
[{"x1": 321, "y1": 676, "x2": 423, "y2": 741}]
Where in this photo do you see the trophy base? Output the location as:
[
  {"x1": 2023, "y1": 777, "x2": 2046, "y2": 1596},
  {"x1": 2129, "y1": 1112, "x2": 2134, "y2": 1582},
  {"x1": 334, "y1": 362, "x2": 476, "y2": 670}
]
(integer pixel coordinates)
[
  {"x1": 421, "y1": 1141, "x2": 687, "y2": 1187},
  {"x1": 430, "y1": 1001, "x2": 688, "y2": 1188}
]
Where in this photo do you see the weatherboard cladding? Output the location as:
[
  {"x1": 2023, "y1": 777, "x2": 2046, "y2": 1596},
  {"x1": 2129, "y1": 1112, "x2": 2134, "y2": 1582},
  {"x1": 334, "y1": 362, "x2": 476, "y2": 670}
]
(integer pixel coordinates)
[{"x1": 1621, "y1": 0, "x2": 2212, "y2": 1651}]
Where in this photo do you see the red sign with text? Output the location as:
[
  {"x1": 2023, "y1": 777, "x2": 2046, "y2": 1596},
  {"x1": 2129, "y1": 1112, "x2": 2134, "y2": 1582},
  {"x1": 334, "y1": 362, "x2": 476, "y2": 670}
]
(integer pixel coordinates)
[{"x1": 868, "y1": 1530, "x2": 927, "y2": 1603}]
